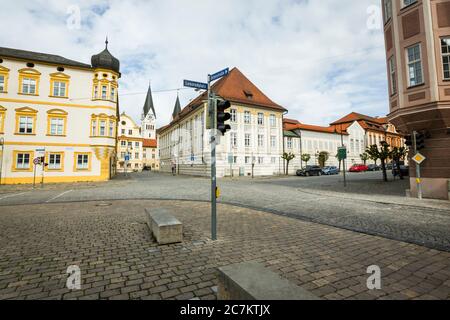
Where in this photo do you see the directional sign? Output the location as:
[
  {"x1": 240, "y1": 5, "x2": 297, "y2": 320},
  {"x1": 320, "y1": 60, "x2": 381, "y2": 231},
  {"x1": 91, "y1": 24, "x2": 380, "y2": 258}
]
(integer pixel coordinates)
[
  {"x1": 337, "y1": 147, "x2": 347, "y2": 161},
  {"x1": 36, "y1": 148, "x2": 45, "y2": 158},
  {"x1": 183, "y1": 80, "x2": 208, "y2": 90},
  {"x1": 210, "y1": 68, "x2": 229, "y2": 82},
  {"x1": 412, "y1": 152, "x2": 426, "y2": 165}
]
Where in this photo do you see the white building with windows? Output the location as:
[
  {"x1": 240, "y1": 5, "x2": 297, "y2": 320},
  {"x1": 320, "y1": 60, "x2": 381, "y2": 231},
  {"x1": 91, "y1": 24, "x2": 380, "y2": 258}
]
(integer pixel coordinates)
[
  {"x1": 0, "y1": 42, "x2": 120, "y2": 184},
  {"x1": 158, "y1": 68, "x2": 287, "y2": 177},
  {"x1": 116, "y1": 85, "x2": 159, "y2": 172}
]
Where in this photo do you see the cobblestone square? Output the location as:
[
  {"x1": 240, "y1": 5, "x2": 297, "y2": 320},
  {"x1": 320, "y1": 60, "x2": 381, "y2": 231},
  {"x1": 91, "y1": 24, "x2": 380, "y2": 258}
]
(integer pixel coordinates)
[{"x1": 0, "y1": 199, "x2": 449, "y2": 300}]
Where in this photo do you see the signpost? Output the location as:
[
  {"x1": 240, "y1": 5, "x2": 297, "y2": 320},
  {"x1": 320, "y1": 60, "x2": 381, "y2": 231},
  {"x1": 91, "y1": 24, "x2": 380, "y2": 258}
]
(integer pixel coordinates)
[
  {"x1": 338, "y1": 147, "x2": 347, "y2": 187},
  {"x1": 412, "y1": 131, "x2": 425, "y2": 200},
  {"x1": 33, "y1": 157, "x2": 41, "y2": 188},
  {"x1": 183, "y1": 80, "x2": 208, "y2": 91},
  {"x1": 184, "y1": 67, "x2": 230, "y2": 241}
]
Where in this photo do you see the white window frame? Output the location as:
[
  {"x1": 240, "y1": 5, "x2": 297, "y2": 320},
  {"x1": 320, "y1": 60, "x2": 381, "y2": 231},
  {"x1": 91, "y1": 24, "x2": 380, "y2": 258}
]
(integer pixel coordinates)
[
  {"x1": 406, "y1": 44, "x2": 424, "y2": 87},
  {"x1": 270, "y1": 114, "x2": 276, "y2": 127},
  {"x1": 244, "y1": 111, "x2": 251, "y2": 124},
  {"x1": 48, "y1": 154, "x2": 62, "y2": 170},
  {"x1": 53, "y1": 81, "x2": 66, "y2": 97},
  {"x1": 0, "y1": 75, "x2": 4, "y2": 92},
  {"x1": 384, "y1": 0, "x2": 392, "y2": 23},
  {"x1": 230, "y1": 109, "x2": 237, "y2": 123},
  {"x1": 99, "y1": 120, "x2": 106, "y2": 136},
  {"x1": 257, "y1": 113, "x2": 264, "y2": 125},
  {"x1": 442, "y1": 37, "x2": 450, "y2": 80},
  {"x1": 245, "y1": 134, "x2": 251, "y2": 147},
  {"x1": 230, "y1": 132, "x2": 237, "y2": 148},
  {"x1": 19, "y1": 116, "x2": 34, "y2": 134},
  {"x1": 50, "y1": 118, "x2": 64, "y2": 135},
  {"x1": 77, "y1": 154, "x2": 89, "y2": 170},
  {"x1": 16, "y1": 153, "x2": 30, "y2": 169},
  {"x1": 258, "y1": 134, "x2": 264, "y2": 147},
  {"x1": 270, "y1": 136, "x2": 276, "y2": 148},
  {"x1": 287, "y1": 137, "x2": 293, "y2": 149},
  {"x1": 22, "y1": 78, "x2": 36, "y2": 95},
  {"x1": 388, "y1": 56, "x2": 397, "y2": 95},
  {"x1": 102, "y1": 85, "x2": 107, "y2": 100}
]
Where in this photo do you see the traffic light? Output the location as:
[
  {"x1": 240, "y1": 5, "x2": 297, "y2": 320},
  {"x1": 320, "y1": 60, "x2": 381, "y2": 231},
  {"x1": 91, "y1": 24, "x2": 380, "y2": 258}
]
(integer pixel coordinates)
[
  {"x1": 416, "y1": 132, "x2": 425, "y2": 150},
  {"x1": 405, "y1": 134, "x2": 413, "y2": 147},
  {"x1": 216, "y1": 100, "x2": 231, "y2": 135}
]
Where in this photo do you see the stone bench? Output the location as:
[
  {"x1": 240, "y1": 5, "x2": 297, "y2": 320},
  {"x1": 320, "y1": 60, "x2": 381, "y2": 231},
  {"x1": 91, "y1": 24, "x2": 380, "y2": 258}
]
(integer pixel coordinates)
[
  {"x1": 145, "y1": 208, "x2": 183, "y2": 245},
  {"x1": 217, "y1": 261, "x2": 320, "y2": 300}
]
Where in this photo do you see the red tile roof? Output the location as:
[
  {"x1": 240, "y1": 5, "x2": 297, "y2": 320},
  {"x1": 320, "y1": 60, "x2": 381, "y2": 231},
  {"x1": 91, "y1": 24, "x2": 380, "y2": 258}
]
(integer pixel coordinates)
[
  {"x1": 283, "y1": 119, "x2": 348, "y2": 135},
  {"x1": 158, "y1": 67, "x2": 286, "y2": 134},
  {"x1": 143, "y1": 139, "x2": 157, "y2": 148}
]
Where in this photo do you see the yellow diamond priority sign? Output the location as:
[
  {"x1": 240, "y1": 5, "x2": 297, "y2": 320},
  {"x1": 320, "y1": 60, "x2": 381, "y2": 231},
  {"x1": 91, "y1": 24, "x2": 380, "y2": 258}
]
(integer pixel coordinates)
[{"x1": 412, "y1": 153, "x2": 426, "y2": 165}]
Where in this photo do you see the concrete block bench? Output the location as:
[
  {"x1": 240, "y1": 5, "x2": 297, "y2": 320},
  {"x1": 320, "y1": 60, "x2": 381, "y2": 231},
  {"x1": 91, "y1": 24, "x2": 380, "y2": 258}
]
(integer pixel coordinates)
[
  {"x1": 145, "y1": 208, "x2": 183, "y2": 245},
  {"x1": 217, "y1": 261, "x2": 320, "y2": 300}
]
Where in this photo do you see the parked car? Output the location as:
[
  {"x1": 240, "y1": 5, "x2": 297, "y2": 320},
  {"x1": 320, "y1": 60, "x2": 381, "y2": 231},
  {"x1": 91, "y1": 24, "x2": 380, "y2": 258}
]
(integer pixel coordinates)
[
  {"x1": 367, "y1": 164, "x2": 380, "y2": 171},
  {"x1": 296, "y1": 165, "x2": 323, "y2": 176},
  {"x1": 349, "y1": 164, "x2": 369, "y2": 172},
  {"x1": 143, "y1": 165, "x2": 152, "y2": 171},
  {"x1": 322, "y1": 166, "x2": 340, "y2": 175}
]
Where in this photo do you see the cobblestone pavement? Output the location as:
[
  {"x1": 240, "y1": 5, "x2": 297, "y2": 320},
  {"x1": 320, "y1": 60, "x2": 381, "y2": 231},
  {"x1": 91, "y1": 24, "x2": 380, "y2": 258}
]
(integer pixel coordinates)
[
  {"x1": 0, "y1": 172, "x2": 449, "y2": 252},
  {"x1": 0, "y1": 200, "x2": 449, "y2": 300}
]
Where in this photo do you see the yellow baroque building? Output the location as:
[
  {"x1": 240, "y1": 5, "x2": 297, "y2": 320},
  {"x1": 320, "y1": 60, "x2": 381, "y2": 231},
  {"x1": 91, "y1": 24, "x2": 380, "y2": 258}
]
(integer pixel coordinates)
[{"x1": 0, "y1": 41, "x2": 121, "y2": 184}]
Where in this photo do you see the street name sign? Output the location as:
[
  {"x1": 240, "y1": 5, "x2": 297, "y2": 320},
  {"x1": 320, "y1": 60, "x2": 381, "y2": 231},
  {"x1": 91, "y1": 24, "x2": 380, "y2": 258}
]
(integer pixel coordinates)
[
  {"x1": 210, "y1": 68, "x2": 229, "y2": 82},
  {"x1": 412, "y1": 153, "x2": 426, "y2": 165},
  {"x1": 36, "y1": 148, "x2": 45, "y2": 157},
  {"x1": 183, "y1": 80, "x2": 208, "y2": 90}
]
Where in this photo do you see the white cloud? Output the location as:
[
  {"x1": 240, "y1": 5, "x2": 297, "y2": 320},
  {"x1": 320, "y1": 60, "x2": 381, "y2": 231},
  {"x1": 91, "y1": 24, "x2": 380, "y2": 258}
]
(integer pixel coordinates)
[{"x1": 0, "y1": 0, "x2": 388, "y2": 127}]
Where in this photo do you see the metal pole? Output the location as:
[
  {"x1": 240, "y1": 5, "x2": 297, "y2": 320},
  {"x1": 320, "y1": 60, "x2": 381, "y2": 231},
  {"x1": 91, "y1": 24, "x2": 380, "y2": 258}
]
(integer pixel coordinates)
[
  {"x1": 33, "y1": 163, "x2": 37, "y2": 188},
  {"x1": 0, "y1": 139, "x2": 4, "y2": 185},
  {"x1": 41, "y1": 162, "x2": 44, "y2": 188},
  {"x1": 209, "y1": 75, "x2": 217, "y2": 241},
  {"x1": 341, "y1": 125, "x2": 347, "y2": 187},
  {"x1": 413, "y1": 131, "x2": 422, "y2": 200}
]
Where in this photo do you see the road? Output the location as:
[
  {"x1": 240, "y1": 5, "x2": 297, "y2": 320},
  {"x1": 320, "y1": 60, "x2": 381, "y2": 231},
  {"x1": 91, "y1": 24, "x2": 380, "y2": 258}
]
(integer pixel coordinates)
[{"x1": 0, "y1": 171, "x2": 449, "y2": 251}]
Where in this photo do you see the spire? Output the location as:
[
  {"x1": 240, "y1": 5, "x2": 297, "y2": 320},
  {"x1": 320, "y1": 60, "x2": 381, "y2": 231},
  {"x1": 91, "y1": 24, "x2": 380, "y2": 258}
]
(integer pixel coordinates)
[
  {"x1": 105, "y1": 36, "x2": 109, "y2": 49},
  {"x1": 172, "y1": 95, "x2": 181, "y2": 120},
  {"x1": 143, "y1": 82, "x2": 156, "y2": 118}
]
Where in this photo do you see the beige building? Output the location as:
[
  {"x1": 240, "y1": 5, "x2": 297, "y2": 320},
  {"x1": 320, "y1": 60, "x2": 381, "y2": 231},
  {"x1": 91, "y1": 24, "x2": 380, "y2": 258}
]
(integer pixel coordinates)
[
  {"x1": 158, "y1": 68, "x2": 287, "y2": 177},
  {"x1": 116, "y1": 85, "x2": 159, "y2": 172},
  {"x1": 382, "y1": 0, "x2": 450, "y2": 199},
  {"x1": 0, "y1": 42, "x2": 120, "y2": 184},
  {"x1": 117, "y1": 113, "x2": 143, "y2": 172}
]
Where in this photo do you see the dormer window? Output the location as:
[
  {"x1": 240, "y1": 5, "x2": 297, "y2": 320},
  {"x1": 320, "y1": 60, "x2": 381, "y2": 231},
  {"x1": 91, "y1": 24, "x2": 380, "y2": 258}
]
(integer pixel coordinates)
[{"x1": 244, "y1": 90, "x2": 253, "y2": 99}]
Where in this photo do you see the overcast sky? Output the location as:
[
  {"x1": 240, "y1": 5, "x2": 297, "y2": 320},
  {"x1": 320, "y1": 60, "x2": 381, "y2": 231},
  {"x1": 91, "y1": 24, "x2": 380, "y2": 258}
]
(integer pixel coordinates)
[{"x1": 0, "y1": 0, "x2": 388, "y2": 127}]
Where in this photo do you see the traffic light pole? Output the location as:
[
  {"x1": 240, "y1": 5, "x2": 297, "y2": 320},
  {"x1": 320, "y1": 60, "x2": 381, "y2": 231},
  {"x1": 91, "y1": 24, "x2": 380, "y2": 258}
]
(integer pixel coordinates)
[
  {"x1": 413, "y1": 131, "x2": 423, "y2": 200},
  {"x1": 208, "y1": 75, "x2": 217, "y2": 241}
]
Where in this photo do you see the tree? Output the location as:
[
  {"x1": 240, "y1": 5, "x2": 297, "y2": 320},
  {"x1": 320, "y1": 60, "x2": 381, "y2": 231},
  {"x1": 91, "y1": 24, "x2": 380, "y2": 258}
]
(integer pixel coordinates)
[
  {"x1": 366, "y1": 142, "x2": 391, "y2": 182},
  {"x1": 301, "y1": 153, "x2": 311, "y2": 167},
  {"x1": 391, "y1": 146, "x2": 408, "y2": 180},
  {"x1": 318, "y1": 151, "x2": 329, "y2": 168},
  {"x1": 282, "y1": 152, "x2": 296, "y2": 175},
  {"x1": 360, "y1": 152, "x2": 369, "y2": 165}
]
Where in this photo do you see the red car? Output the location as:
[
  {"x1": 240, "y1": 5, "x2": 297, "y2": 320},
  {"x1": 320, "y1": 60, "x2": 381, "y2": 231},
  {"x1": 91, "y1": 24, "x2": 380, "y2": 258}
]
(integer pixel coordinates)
[{"x1": 349, "y1": 164, "x2": 369, "y2": 172}]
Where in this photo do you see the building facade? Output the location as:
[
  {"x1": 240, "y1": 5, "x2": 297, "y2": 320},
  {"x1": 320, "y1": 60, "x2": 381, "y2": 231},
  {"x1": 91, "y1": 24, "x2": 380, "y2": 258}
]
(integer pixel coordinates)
[
  {"x1": 158, "y1": 68, "x2": 287, "y2": 177},
  {"x1": 283, "y1": 112, "x2": 404, "y2": 174},
  {"x1": 382, "y1": 0, "x2": 450, "y2": 199},
  {"x1": 117, "y1": 113, "x2": 143, "y2": 172},
  {"x1": 116, "y1": 85, "x2": 159, "y2": 172},
  {"x1": 0, "y1": 43, "x2": 120, "y2": 184}
]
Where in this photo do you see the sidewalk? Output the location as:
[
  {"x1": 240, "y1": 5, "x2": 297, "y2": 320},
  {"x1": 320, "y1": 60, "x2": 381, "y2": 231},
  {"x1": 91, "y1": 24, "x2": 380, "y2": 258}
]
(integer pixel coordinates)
[{"x1": 0, "y1": 200, "x2": 448, "y2": 300}]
